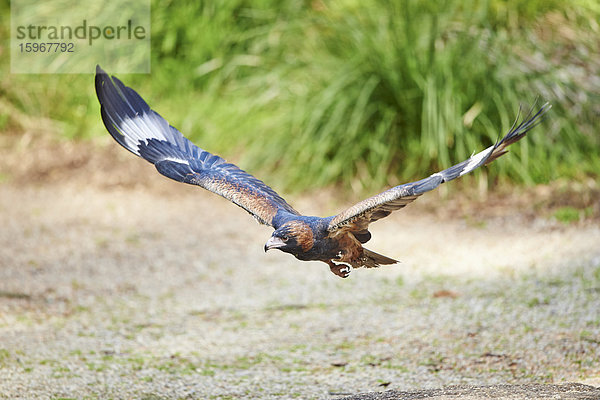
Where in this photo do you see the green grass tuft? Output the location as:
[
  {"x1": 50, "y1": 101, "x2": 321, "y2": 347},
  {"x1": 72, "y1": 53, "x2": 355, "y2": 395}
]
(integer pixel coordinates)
[{"x1": 553, "y1": 206, "x2": 592, "y2": 224}]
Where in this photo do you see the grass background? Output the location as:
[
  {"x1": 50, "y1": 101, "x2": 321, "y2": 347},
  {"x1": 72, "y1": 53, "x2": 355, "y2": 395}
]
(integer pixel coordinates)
[{"x1": 1, "y1": 0, "x2": 598, "y2": 193}]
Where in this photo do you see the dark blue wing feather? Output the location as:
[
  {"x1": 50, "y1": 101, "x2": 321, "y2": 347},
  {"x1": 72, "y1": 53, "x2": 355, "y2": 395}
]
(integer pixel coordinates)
[
  {"x1": 328, "y1": 102, "x2": 551, "y2": 234},
  {"x1": 95, "y1": 65, "x2": 300, "y2": 226}
]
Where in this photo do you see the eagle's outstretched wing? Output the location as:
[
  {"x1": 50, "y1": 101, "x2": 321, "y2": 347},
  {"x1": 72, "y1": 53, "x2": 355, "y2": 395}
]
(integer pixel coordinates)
[
  {"x1": 328, "y1": 102, "x2": 551, "y2": 239},
  {"x1": 95, "y1": 66, "x2": 300, "y2": 227}
]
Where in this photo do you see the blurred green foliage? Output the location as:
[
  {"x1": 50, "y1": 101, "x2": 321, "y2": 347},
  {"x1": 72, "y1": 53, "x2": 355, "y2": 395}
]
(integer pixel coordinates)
[
  {"x1": 1, "y1": 0, "x2": 598, "y2": 192},
  {"x1": 553, "y1": 206, "x2": 593, "y2": 224}
]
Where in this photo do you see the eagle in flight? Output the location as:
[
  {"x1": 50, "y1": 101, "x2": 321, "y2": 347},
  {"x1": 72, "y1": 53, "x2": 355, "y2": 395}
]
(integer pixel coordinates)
[{"x1": 95, "y1": 66, "x2": 550, "y2": 278}]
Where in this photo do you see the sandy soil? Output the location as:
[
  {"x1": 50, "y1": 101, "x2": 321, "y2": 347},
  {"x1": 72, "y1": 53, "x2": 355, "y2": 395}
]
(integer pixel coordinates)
[{"x1": 0, "y1": 137, "x2": 599, "y2": 399}]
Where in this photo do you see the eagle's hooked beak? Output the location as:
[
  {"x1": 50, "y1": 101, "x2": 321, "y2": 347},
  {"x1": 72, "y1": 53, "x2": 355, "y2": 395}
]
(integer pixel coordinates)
[{"x1": 264, "y1": 236, "x2": 286, "y2": 252}]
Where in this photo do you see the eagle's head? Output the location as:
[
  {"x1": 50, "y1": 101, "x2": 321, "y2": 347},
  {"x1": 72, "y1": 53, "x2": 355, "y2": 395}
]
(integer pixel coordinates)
[{"x1": 264, "y1": 221, "x2": 314, "y2": 255}]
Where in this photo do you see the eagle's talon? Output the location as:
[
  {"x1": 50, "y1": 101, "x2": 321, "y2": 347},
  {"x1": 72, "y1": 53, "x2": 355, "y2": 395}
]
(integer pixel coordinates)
[{"x1": 330, "y1": 259, "x2": 352, "y2": 278}]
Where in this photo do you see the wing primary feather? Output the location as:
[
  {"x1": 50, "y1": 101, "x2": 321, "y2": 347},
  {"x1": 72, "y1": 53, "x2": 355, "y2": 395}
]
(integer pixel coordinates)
[
  {"x1": 328, "y1": 101, "x2": 550, "y2": 234},
  {"x1": 95, "y1": 65, "x2": 300, "y2": 227}
]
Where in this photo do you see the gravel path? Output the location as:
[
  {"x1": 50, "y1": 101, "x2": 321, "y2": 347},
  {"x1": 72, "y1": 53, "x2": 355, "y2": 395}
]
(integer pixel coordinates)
[
  {"x1": 341, "y1": 383, "x2": 600, "y2": 399},
  {"x1": 0, "y1": 148, "x2": 599, "y2": 399}
]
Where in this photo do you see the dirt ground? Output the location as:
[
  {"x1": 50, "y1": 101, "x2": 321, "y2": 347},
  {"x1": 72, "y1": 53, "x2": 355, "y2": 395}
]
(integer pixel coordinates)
[{"x1": 0, "y1": 136, "x2": 599, "y2": 399}]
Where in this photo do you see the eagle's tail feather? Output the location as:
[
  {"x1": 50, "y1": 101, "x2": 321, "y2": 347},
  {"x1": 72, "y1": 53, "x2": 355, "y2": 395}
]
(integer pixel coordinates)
[{"x1": 362, "y1": 248, "x2": 398, "y2": 268}]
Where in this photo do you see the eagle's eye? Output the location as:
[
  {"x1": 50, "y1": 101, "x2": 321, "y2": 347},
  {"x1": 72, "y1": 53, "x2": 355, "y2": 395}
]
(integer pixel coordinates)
[{"x1": 281, "y1": 234, "x2": 289, "y2": 242}]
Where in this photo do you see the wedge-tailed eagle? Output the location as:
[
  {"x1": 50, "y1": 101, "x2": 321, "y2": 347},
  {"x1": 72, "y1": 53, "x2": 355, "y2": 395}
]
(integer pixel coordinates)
[{"x1": 95, "y1": 66, "x2": 550, "y2": 278}]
